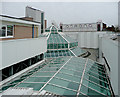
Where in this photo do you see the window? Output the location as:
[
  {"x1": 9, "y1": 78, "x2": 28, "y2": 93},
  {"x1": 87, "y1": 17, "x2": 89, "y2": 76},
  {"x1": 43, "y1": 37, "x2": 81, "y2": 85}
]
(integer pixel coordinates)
[
  {"x1": 70, "y1": 24, "x2": 73, "y2": 28},
  {"x1": 0, "y1": 25, "x2": 13, "y2": 38},
  {"x1": 7, "y1": 25, "x2": 13, "y2": 36},
  {"x1": 74, "y1": 24, "x2": 77, "y2": 27},
  {"x1": 66, "y1": 25, "x2": 69, "y2": 28},
  {"x1": 89, "y1": 24, "x2": 92, "y2": 27},
  {"x1": 0, "y1": 26, "x2": 6, "y2": 37},
  {"x1": 79, "y1": 24, "x2": 82, "y2": 28},
  {"x1": 84, "y1": 24, "x2": 87, "y2": 27}
]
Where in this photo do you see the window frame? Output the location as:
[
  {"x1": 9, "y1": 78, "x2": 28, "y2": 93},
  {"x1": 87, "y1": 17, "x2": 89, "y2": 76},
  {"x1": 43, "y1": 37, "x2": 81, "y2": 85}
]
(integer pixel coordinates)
[{"x1": 0, "y1": 25, "x2": 14, "y2": 38}]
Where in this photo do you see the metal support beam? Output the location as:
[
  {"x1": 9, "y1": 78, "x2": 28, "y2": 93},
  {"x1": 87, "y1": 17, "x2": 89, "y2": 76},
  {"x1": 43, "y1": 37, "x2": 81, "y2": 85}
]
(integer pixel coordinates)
[
  {"x1": 29, "y1": 59, "x2": 32, "y2": 66},
  {"x1": 9, "y1": 66, "x2": 13, "y2": 76}
]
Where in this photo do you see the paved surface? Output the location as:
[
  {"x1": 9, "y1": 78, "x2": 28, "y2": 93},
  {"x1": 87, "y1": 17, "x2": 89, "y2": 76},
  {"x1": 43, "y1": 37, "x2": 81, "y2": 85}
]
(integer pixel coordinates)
[{"x1": 82, "y1": 48, "x2": 98, "y2": 61}]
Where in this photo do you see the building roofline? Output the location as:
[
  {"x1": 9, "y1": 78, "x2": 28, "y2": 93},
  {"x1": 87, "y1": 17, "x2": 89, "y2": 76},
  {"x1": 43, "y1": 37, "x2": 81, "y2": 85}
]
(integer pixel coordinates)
[
  {"x1": 26, "y1": 6, "x2": 44, "y2": 13},
  {"x1": 62, "y1": 22, "x2": 105, "y2": 25},
  {"x1": 62, "y1": 23, "x2": 97, "y2": 25},
  {"x1": 0, "y1": 15, "x2": 41, "y2": 24}
]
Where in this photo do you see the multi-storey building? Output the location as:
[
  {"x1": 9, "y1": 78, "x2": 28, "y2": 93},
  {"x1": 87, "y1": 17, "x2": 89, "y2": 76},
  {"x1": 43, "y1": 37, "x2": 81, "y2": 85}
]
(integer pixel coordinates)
[
  {"x1": 61, "y1": 22, "x2": 106, "y2": 32},
  {"x1": 0, "y1": 15, "x2": 41, "y2": 40},
  {"x1": 0, "y1": 10, "x2": 47, "y2": 83},
  {"x1": 26, "y1": 6, "x2": 45, "y2": 34}
]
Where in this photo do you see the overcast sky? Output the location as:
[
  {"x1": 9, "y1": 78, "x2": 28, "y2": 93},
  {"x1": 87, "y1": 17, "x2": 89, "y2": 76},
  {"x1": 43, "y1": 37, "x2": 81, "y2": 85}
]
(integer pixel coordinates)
[{"x1": 1, "y1": 2, "x2": 118, "y2": 27}]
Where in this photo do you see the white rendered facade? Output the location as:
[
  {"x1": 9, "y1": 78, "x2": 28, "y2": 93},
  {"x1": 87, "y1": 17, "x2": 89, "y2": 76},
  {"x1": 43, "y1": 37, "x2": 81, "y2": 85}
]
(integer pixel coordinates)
[
  {"x1": 118, "y1": 1, "x2": 120, "y2": 30},
  {"x1": 99, "y1": 34, "x2": 119, "y2": 96},
  {"x1": 62, "y1": 22, "x2": 103, "y2": 32}
]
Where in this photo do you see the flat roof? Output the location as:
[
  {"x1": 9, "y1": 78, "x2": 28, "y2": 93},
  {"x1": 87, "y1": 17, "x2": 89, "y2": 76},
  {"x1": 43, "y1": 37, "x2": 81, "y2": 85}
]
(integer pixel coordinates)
[
  {"x1": 0, "y1": 15, "x2": 41, "y2": 25},
  {"x1": 26, "y1": 6, "x2": 44, "y2": 13}
]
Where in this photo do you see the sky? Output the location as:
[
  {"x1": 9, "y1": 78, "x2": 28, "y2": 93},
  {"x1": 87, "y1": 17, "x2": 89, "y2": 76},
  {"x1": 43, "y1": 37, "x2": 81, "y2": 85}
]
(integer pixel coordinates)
[{"x1": 1, "y1": 2, "x2": 119, "y2": 27}]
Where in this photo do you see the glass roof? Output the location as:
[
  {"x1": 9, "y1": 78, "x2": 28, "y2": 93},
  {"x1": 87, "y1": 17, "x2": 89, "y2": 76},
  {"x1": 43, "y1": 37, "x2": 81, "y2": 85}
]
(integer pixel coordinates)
[
  {"x1": 46, "y1": 25, "x2": 78, "y2": 50},
  {"x1": 47, "y1": 33, "x2": 68, "y2": 44},
  {"x1": 1, "y1": 57, "x2": 112, "y2": 96},
  {"x1": 61, "y1": 33, "x2": 77, "y2": 43},
  {"x1": 45, "y1": 25, "x2": 62, "y2": 32},
  {"x1": 45, "y1": 50, "x2": 74, "y2": 58},
  {"x1": 70, "y1": 47, "x2": 86, "y2": 57},
  {"x1": 44, "y1": 25, "x2": 87, "y2": 58}
]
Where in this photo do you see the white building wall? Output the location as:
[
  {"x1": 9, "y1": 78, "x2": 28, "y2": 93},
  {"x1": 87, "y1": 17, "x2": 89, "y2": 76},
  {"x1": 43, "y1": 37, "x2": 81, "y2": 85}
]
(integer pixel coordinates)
[
  {"x1": 25, "y1": 6, "x2": 45, "y2": 34},
  {"x1": 63, "y1": 32, "x2": 107, "y2": 49},
  {"x1": 118, "y1": 1, "x2": 120, "y2": 30},
  {"x1": 99, "y1": 35, "x2": 119, "y2": 96},
  {"x1": 26, "y1": 7, "x2": 42, "y2": 22},
  {"x1": 1, "y1": 16, "x2": 41, "y2": 26},
  {"x1": 62, "y1": 23, "x2": 98, "y2": 32},
  {"x1": 0, "y1": 37, "x2": 47, "y2": 70}
]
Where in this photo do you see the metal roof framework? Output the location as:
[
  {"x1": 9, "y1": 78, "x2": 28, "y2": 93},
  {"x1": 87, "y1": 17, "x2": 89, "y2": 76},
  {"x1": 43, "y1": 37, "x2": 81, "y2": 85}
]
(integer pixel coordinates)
[
  {"x1": 1, "y1": 57, "x2": 113, "y2": 96},
  {"x1": 44, "y1": 25, "x2": 87, "y2": 58}
]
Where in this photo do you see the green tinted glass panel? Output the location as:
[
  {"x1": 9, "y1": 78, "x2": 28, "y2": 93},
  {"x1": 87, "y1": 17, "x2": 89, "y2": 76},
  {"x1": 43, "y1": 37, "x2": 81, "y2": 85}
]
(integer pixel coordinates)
[
  {"x1": 40, "y1": 67, "x2": 60, "y2": 71},
  {"x1": 48, "y1": 33, "x2": 68, "y2": 44},
  {"x1": 45, "y1": 30, "x2": 50, "y2": 32},
  {"x1": 82, "y1": 79, "x2": 111, "y2": 95},
  {"x1": 86, "y1": 67, "x2": 106, "y2": 77},
  {"x1": 32, "y1": 72, "x2": 55, "y2": 76},
  {"x1": 86, "y1": 65, "x2": 106, "y2": 74},
  {"x1": 58, "y1": 30, "x2": 62, "y2": 32},
  {"x1": 45, "y1": 50, "x2": 74, "y2": 58},
  {"x1": 55, "y1": 73, "x2": 81, "y2": 83},
  {"x1": 61, "y1": 68, "x2": 82, "y2": 77},
  {"x1": 85, "y1": 72, "x2": 108, "y2": 83},
  {"x1": 64, "y1": 64, "x2": 84, "y2": 71},
  {"x1": 86, "y1": 69, "x2": 107, "y2": 78},
  {"x1": 50, "y1": 78, "x2": 79, "y2": 90},
  {"x1": 24, "y1": 77, "x2": 51, "y2": 82},
  {"x1": 84, "y1": 74, "x2": 109, "y2": 88},
  {"x1": 48, "y1": 64, "x2": 62, "y2": 68},
  {"x1": 62, "y1": 34, "x2": 77, "y2": 43},
  {"x1": 44, "y1": 84, "x2": 77, "y2": 96},
  {"x1": 2, "y1": 84, "x2": 16, "y2": 91},
  {"x1": 80, "y1": 85, "x2": 106, "y2": 96},
  {"x1": 70, "y1": 47, "x2": 86, "y2": 56}
]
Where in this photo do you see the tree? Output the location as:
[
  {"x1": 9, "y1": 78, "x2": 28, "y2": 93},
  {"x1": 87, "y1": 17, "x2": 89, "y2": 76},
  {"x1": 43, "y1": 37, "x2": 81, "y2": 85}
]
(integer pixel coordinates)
[{"x1": 115, "y1": 26, "x2": 120, "y2": 32}]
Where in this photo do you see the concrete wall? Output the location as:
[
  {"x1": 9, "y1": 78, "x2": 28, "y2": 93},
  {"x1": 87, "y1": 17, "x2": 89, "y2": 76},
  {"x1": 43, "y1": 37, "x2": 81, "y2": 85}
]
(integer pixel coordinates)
[
  {"x1": 99, "y1": 35, "x2": 119, "y2": 96},
  {"x1": 26, "y1": 6, "x2": 42, "y2": 22},
  {"x1": 0, "y1": 37, "x2": 47, "y2": 70},
  {"x1": 63, "y1": 32, "x2": 107, "y2": 49},
  {"x1": 78, "y1": 32, "x2": 98, "y2": 48},
  {"x1": 119, "y1": 1, "x2": 120, "y2": 30}
]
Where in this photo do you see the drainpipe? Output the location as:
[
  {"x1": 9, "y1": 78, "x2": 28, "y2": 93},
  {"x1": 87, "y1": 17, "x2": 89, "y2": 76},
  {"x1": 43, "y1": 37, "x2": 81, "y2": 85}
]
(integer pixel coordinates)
[{"x1": 32, "y1": 24, "x2": 34, "y2": 38}]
